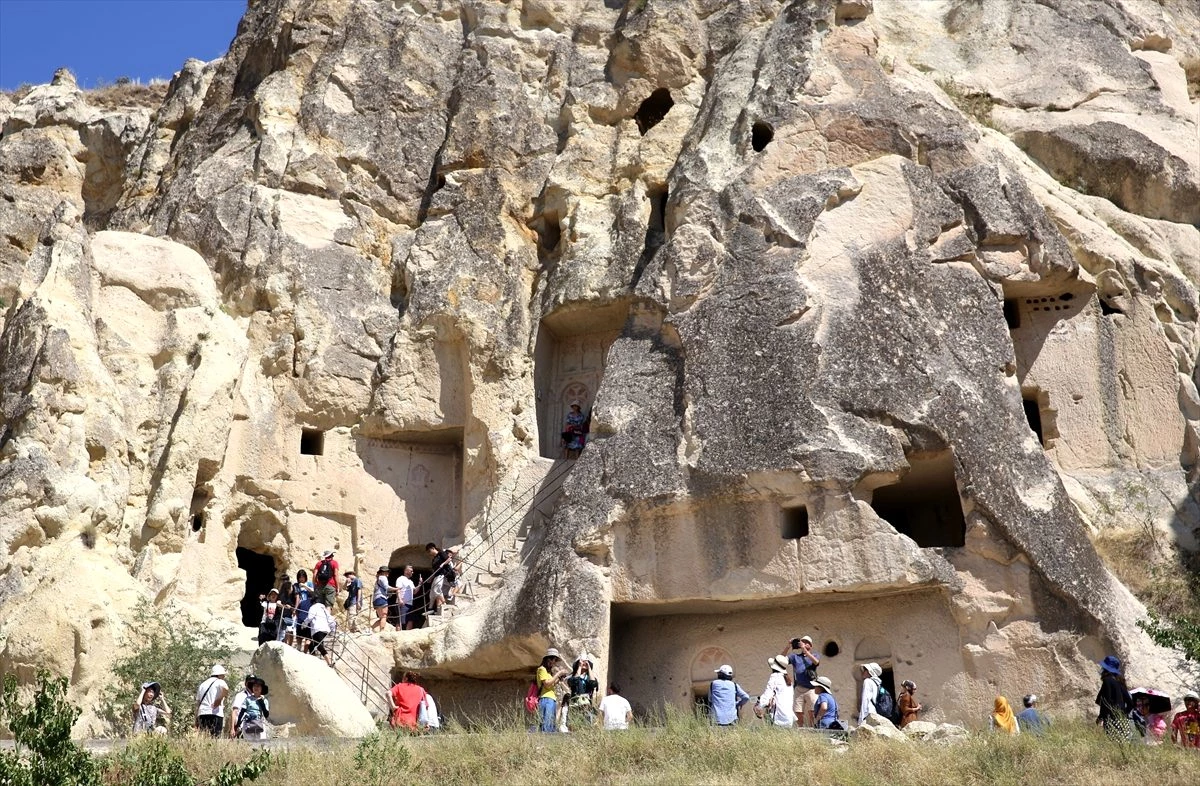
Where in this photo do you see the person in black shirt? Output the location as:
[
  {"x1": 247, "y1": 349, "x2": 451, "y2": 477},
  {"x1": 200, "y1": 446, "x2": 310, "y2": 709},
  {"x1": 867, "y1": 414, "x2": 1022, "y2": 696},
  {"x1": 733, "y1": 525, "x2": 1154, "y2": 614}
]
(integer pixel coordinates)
[
  {"x1": 1096, "y1": 654, "x2": 1134, "y2": 740},
  {"x1": 562, "y1": 655, "x2": 599, "y2": 731},
  {"x1": 426, "y1": 542, "x2": 457, "y2": 615}
]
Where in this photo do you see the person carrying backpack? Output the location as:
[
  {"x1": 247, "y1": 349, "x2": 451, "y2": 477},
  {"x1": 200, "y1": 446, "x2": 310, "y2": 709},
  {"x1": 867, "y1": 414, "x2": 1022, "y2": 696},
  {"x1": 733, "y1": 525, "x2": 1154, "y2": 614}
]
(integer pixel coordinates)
[
  {"x1": 342, "y1": 570, "x2": 363, "y2": 631},
  {"x1": 312, "y1": 550, "x2": 339, "y2": 608},
  {"x1": 858, "y1": 662, "x2": 884, "y2": 725}
]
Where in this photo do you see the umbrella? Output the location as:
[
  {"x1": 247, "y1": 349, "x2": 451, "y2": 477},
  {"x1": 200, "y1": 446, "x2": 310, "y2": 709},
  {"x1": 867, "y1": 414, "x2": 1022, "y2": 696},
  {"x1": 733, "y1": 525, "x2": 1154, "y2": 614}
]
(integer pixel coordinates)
[{"x1": 1130, "y1": 687, "x2": 1171, "y2": 715}]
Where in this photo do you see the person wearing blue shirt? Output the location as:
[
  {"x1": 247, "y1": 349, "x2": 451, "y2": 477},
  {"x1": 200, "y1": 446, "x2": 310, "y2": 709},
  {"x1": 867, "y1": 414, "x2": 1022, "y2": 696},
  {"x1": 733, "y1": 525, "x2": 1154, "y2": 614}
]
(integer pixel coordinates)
[
  {"x1": 813, "y1": 676, "x2": 843, "y2": 730},
  {"x1": 709, "y1": 665, "x2": 750, "y2": 725},
  {"x1": 1016, "y1": 694, "x2": 1049, "y2": 735},
  {"x1": 782, "y1": 635, "x2": 821, "y2": 726}
]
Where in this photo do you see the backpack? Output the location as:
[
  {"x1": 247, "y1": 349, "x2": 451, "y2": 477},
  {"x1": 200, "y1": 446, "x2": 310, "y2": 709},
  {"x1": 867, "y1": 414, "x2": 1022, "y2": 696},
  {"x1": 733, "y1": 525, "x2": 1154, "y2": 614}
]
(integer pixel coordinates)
[
  {"x1": 524, "y1": 681, "x2": 539, "y2": 713},
  {"x1": 876, "y1": 685, "x2": 900, "y2": 725},
  {"x1": 316, "y1": 559, "x2": 334, "y2": 584}
]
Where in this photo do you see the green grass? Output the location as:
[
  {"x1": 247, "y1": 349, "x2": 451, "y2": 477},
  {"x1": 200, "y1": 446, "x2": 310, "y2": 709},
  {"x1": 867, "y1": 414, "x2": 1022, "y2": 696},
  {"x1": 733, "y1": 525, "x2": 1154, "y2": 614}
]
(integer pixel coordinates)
[{"x1": 101, "y1": 715, "x2": 1200, "y2": 786}]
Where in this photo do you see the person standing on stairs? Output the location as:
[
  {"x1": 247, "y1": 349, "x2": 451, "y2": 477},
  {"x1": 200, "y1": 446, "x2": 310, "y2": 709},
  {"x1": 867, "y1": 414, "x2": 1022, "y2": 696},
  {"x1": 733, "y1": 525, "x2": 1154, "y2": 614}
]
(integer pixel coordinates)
[
  {"x1": 394, "y1": 564, "x2": 416, "y2": 631},
  {"x1": 307, "y1": 599, "x2": 336, "y2": 667},
  {"x1": 313, "y1": 550, "x2": 339, "y2": 608},
  {"x1": 371, "y1": 566, "x2": 391, "y2": 632},
  {"x1": 426, "y1": 543, "x2": 458, "y2": 616},
  {"x1": 342, "y1": 570, "x2": 362, "y2": 632}
]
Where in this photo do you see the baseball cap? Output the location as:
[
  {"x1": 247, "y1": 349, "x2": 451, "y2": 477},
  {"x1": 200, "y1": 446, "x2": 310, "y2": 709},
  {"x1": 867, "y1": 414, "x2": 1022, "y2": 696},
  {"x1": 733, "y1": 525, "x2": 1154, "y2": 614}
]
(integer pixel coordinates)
[
  {"x1": 800, "y1": 635, "x2": 813, "y2": 645},
  {"x1": 1185, "y1": 691, "x2": 1199, "y2": 701},
  {"x1": 715, "y1": 664, "x2": 734, "y2": 676}
]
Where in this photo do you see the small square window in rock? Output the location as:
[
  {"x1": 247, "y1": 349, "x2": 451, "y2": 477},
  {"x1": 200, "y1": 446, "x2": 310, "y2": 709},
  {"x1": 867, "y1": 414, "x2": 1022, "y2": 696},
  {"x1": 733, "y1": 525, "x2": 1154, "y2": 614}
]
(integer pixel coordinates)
[
  {"x1": 300, "y1": 428, "x2": 325, "y2": 456},
  {"x1": 781, "y1": 505, "x2": 809, "y2": 539}
]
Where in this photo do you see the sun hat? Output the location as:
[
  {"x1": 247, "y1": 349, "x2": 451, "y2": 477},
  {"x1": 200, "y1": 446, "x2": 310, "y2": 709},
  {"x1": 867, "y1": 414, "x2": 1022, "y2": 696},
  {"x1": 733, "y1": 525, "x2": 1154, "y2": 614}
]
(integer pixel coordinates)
[
  {"x1": 267, "y1": 587, "x2": 279, "y2": 597},
  {"x1": 378, "y1": 565, "x2": 389, "y2": 573},
  {"x1": 715, "y1": 664, "x2": 734, "y2": 676},
  {"x1": 545, "y1": 648, "x2": 561, "y2": 659},
  {"x1": 140, "y1": 681, "x2": 161, "y2": 694},
  {"x1": 1099, "y1": 655, "x2": 1121, "y2": 674},
  {"x1": 814, "y1": 676, "x2": 833, "y2": 691},
  {"x1": 322, "y1": 549, "x2": 335, "y2": 558},
  {"x1": 799, "y1": 635, "x2": 813, "y2": 645},
  {"x1": 1184, "y1": 691, "x2": 1199, "y2": 701},
  {"x1": 769, "y1": 655, "x2": 788, "y2": 673},
  {"x1": 210, "y1": 664, "x2": 227, "y2": 677}
]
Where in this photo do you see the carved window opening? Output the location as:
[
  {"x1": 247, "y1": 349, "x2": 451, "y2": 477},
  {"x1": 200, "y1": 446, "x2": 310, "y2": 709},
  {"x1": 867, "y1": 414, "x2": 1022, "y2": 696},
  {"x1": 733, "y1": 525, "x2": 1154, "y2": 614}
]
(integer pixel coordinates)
[
  {"x1": 751, "y1": 121, "x2": 774, "y2": 152},
  {"x1": 823, "y1": 640, "x2": 840, "y2": 658},
  {"x1": 191, "y1": 513, "x2": 205, "y2": 533},
  {"x1": 780, "y1": 505, "x2": 810, "y2": 539},
  {"x1": 300, "y1": 428, "x2": 325, "y2": 456},
  {"x1": 236, "y1": 546, "x2": 276, "y2": 628},
  {"x1": 869, "y1": 449, "x2": 966, "y2": 547},
  {"x1": 1003, "y1": 299, "x2": 1020, "y2": 329},
  {"x1": 535, "y1": 302, "x2": 629, "y2": 458},
  {"x1": 1023, "y1": 397, "x2": 1044, "y2": 445},
  {"x1": 635, "y1": 88, "x2": 674, "y2": 135},
  {"x1": 1099, "y1": 297, "x2": 1123, "y2": 316}
]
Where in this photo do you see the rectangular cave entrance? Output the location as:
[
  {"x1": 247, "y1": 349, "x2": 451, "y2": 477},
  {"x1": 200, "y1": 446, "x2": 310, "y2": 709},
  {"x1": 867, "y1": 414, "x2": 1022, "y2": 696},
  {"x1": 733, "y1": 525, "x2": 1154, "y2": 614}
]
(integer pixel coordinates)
[
  {"x1": 534, "y1": 300, "x2": 629, "y2": 459},
  {"x1": 611, "y1": 591, "x2": 963, "y2": 722},
  {"x1": 236, "y1": 547, "x2": 276, "y2": 628},
  {"x1": 869, "y1": 450, "x2": 966, "y2": 548},
  {"x1": 780, "y1": 505, "x2": 809, "y2": 539}
]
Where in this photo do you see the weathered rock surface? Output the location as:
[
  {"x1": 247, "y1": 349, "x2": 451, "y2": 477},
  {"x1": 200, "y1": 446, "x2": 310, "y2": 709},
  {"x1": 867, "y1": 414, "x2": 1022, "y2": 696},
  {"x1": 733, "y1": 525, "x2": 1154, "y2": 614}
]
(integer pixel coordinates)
[
  {"x1": 251, "y1": 642, "x2": 375, "y2": 737},
  {"x1": 0, "y1": 0, "x2": 1197, "y2": 735}
]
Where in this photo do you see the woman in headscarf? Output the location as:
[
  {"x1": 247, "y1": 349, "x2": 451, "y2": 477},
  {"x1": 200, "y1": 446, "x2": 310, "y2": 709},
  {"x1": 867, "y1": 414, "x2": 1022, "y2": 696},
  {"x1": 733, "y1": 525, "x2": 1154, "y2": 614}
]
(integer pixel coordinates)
[
  {"x1": 1095, "y1": 655, "x2": 1134, "y2": 740},
  {"x1": 561, "y1": 401, "x2": 587, "y2": 458},
  {"x1": 898, "y1": 680, "x2": 922, "y2": 728},
  {"x1": 858, "y1": 663, "x2": 883, "y2": 725},
  {"x1": 990, "y1": 696, "x2": 1020, "y2": 735}
]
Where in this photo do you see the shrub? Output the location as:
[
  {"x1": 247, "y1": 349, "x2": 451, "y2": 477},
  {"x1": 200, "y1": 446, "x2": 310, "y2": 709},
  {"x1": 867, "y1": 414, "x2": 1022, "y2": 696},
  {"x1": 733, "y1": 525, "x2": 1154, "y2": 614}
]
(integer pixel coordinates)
[
  {"x1": 0, "y1": 670, "x2": 102, "y2": 786},
  {"x1": 353, "y1": 732, "x2": 412, "y2": 786},
  {"x1": 99, "y1": 601, "x2": 237, "y2": 737}
]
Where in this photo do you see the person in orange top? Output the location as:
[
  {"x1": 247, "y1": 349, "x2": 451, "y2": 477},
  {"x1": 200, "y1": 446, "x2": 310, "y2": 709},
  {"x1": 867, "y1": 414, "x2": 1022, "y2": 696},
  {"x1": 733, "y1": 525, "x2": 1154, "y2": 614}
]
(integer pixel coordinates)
[
  {"x1": 388, "y1": 671, "x2": 427, "y2": 730},
  {"x1": 898, "y1": 680, "x2": 922, "y2": 728}
]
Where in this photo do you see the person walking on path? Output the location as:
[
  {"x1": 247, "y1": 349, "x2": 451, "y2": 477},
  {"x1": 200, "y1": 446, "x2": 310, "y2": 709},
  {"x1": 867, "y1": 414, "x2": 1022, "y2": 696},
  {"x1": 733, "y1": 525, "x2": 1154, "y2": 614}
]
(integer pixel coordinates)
[
  {"x1": 782, "y1": 635, "x2": 820, "y2": 727},
  {"x1": 426, "y1": 543, "x2": 457, "y2": 615},
  {"x1": 991, "y1": 696, "x2": 1020, "y2": 734},
  {"x1": 1095, "y1": 655, "x2": 1134, "y2": 741},
  {"x1": 755, "y1": 655, "x2": 796, "y2": 727},
  {"x1": 234, "y1": 677, "x2": 270, "y2": 741},
  {"x1": 898, "y1": 680, "x2": 922, "y2": 728},
  {"x1": 1172, "y1": 691, "x2": 1200, "y2": 749},
  {"x1": 858, "y1": 663, "x2": 883, "y2": 725},
  {"x1": 709, "y1": 664, "x2": 750, "y2": 726},
  {"x1": 342, "y1": 571, "x2": 363, "y2": 631},
  {"x1": 313, "y1": 550, "x2": 339, "y2": 608},
  {"x1": 813, "y1": 676, "x2": 843, "y2": 730},
  {"x1": 228, "y1": 675, "x2": 254, "y2": 738},
  {"x1": 194, "y1": 665, "x2": 228, "y2": 737},
  {"x1": 257, "y1": 588, "x2": 282, "y2": 645},
  {"x1": 535, "y1": 648, "x2": 568, "y2": 733},
  {"x1": 598, "y1": 684, "x2": 633, "y2": 730},
  {"x1": 132, "y1": 681, "x2": 170, "y2": 735},
  {"x1": 389, "y1": 672, "x2": 427, "y2": 730},
  {"x1": 292, "y1": 570, "x2": 313, "y2": 652},
  {"x1": 394, "y1": 565, "x2": 416, "y2": 631}
]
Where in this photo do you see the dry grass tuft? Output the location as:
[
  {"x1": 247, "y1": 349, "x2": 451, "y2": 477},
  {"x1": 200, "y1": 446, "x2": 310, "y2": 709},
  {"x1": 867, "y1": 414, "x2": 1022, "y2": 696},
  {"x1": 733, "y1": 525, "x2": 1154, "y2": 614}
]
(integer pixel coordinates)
[
  {"x1": 85, "y1": 80, "x2": 169, "y2": 111},
  {"x1": 102, "y1": 716, "x2": 1200, "y2": 786}
]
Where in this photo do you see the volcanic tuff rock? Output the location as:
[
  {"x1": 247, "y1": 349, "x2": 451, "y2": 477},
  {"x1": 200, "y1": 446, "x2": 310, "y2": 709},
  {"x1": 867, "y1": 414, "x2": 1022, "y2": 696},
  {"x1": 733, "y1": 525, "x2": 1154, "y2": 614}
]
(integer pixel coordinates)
[{"x1": 0, "y1": 0, "x2": 1197, "y2": 734}]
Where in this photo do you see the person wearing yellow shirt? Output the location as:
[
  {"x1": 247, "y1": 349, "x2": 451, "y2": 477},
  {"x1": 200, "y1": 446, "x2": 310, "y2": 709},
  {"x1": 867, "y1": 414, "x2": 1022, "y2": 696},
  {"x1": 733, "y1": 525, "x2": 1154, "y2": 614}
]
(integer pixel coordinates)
[{"x1": 535, "y1": 648, "x2": 568, "y2": 733}]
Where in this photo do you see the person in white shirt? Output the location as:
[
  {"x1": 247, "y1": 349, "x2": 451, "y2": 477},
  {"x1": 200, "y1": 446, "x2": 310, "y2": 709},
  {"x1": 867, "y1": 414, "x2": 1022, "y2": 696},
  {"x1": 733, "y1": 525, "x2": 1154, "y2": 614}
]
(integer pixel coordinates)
[
  {"x1": 756, "y1": 655, "x2": 796, "y2": 727},
  {"x1": 307, "y1": 601, "x2": 336, "y2": 666},
  {"x1": 858, "y1": 662, "x2": 883, "y2": 725},
  {"x1": 394, "y1": 565, "x2": 416, "y2": 631},
  {"x1": 598, "y1": 684, "x2": 633, "y2": 730},
  {"x1": 228, "y1": 675, "x2": 255, "y2": 738},
  {"x1": 194, "y1": 664, "x2": 229, "y2": 737},
  {"x1": 419, "y1": 691, "x2": 441, "y2": 730}
]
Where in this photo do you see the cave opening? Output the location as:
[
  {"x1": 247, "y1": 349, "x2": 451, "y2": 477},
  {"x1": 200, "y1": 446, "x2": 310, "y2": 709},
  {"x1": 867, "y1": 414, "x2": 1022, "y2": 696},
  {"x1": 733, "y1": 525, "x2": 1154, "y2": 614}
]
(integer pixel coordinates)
[
  {"x1": 823, "y1": 640, "x2": 840, "y2": 658},
  {"x1": 869, "y1": 450, "x2": 966, "y2": 548},
  {"x1": 236, "y1": 547, "x2": 276, "y2": 628},
  {"x1": 1023, "y1": 397, "x2": 1044, "y2": 445},
  {"x1": 780, "y1": 505, "x2": 810, "y2": 539},
  {"x1": 300, "y1": 428, "x2": 325, "y2": 456},
  {"x1": 634, "y1": 88, "x2": 674, "y2": 135},
  {"x1": 751, "y1": 121, "x2": 774, "y2": 152},
  {"x1": 1003, "y1": 299, "x2": 1020, "y2": 329}
]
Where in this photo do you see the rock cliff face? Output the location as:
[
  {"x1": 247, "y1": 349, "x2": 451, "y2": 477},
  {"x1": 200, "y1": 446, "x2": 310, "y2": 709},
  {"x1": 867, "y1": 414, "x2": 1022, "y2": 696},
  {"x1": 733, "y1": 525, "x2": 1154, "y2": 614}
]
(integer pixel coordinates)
[{"x1": 0, "y1": 0, "x2": 1198, "y2": 732}]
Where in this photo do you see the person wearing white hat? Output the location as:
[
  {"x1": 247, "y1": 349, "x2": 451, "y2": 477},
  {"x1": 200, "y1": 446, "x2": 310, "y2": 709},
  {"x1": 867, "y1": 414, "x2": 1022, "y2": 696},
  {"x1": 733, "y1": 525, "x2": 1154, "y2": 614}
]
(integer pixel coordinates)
[
  {"x1": 781, "y1": 635, "x2": 820, "y2": 726},
  {"x1": 1172, "y1": 690, "x2": 1200, "y2": 749},
  {"x1": 709, "y1": 665, "x2": 750, "y2": 726},
  {"x1": 812, "y1": 676, "x2": 843, "y2": 730},
  {"x1": 194, "y1": 664, "x2": 229, "y2": 737},
  {"x1": 535, "y1": 649, "x2": 568, "y2": 733},
  {"x1": 755, "y1": 655, "x2": 796, "y2": 727}
]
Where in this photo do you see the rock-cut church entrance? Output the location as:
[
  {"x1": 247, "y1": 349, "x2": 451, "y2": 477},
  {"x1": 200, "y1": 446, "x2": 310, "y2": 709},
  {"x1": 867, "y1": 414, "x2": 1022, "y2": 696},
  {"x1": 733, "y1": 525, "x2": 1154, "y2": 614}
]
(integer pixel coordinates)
[{"x1": 236, "y1": 547, "x2": 276, "y2": 628}]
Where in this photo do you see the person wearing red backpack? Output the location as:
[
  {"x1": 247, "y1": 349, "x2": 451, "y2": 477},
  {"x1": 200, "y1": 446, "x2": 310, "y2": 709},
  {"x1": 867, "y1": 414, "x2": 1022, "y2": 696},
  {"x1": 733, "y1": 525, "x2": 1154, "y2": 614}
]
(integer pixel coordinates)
[{"x1": 312, "y1": 550, "x2": 339, "y2": 608}]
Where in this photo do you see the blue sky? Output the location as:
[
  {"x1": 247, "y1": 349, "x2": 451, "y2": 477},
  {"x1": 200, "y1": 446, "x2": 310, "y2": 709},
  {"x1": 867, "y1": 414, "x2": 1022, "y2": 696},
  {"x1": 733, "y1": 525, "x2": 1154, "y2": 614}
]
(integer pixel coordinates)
[{"x1": 0, "y1": 0, "x2": 246, "y2": 90}]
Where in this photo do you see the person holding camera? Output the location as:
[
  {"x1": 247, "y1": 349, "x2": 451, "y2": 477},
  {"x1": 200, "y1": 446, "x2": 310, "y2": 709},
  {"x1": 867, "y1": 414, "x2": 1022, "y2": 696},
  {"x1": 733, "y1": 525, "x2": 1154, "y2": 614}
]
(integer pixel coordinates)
[
  {"x1": 782, "y1": 635, "x2": 820, "y2": 727},
  {"x1": 132, "y1": 681, "x2": 170, "y2": 735}
]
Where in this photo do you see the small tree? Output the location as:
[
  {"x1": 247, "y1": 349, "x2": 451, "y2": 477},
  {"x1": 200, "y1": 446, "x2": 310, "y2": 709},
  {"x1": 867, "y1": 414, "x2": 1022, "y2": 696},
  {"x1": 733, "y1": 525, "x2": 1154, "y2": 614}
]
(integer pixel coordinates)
[
  {"x1": 1138, "y1": 611, "x2": 1200, "y2": 665},
  {"x1": 99, "y1": 601, "x2": 237, "y2": 736},
  {"x1": 0, "y1": 670, "x2": 101, "y2": 786}
]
